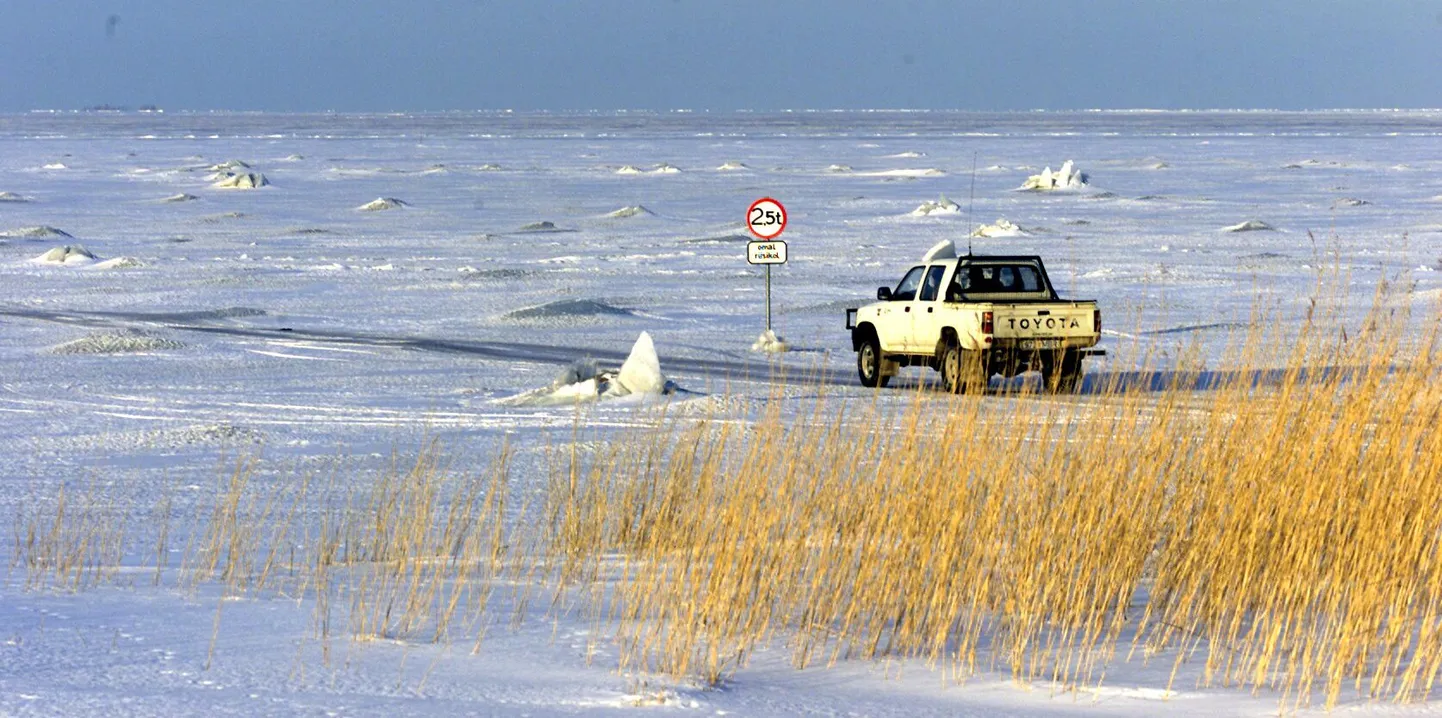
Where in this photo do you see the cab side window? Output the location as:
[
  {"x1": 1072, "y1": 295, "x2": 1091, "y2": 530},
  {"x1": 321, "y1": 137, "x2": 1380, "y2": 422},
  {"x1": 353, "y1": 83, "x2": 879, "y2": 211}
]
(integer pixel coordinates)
[
  {"x1": 892, "y1": 266, "x2": 924, "y2": 301},
  {"x1": 918, "y1": 265, "x2": 947, "y2": 302}
]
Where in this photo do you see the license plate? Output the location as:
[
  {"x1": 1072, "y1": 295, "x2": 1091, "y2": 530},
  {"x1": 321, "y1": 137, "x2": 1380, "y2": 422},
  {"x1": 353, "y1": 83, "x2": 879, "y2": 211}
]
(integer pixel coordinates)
[{"x1": 1021, "y1": 339, "x2": 1062, "y2": 350}]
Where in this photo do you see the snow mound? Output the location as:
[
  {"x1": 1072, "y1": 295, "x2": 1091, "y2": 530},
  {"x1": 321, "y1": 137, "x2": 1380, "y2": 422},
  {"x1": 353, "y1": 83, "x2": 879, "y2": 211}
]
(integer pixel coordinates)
[
  {"x1": 356, "y1": 197, "x2": 410, "y2": 211},
  {"x1": 498, "y1": 332, "x2": 675, "y2": 407},
  {"x1": 607, "y1": 205, "x2": 655, "y2": 218},
  {"x1": 884, "y1": 151, "x2": 925, "y2": 158},
  {"x1": 51, "y1": 330, "x2": 184, "y2": 355},
  {"x1": 615, "y1": 165, "x2": 644, "y2": 175},
  {"x1": 1150, "y1": 162, "x2": 1170, "y2": 169},
  {"x1": 94, "y1": 256, "x2": 144, "y2": 270},
  {"x1": 826, "y1": 164, "x2": 854, "y2": 173},
  {"x1": 504, "y1": 299, "x2": 635, "y2": 321},
  {"x1": 910, "y1": 195, "x2": 961, "y2": 217},
  {"x1": 0, "y1": 192, "x2": 31, "y2": 203},
  {"x1": 1019, "y1": 160, "x2": 1088, "y2": 191},
  {"x1": 42, "y1": 162, "x2": 67, "y2": 170},
  {"x1": 860, "y1": 168, "x2": 945, "y2": 178},
  {"x1": 477, "y1": 163, "x2": 503, "y2": 171},
  {"x1": 971, "y1": 218, "x2": 1030, "y2": 238},
  {"x1": 517, "y1": 220, "x2": 573, "y2": 233},
  {"x1": 162, "y1": 193, "x2": 199, "y2": 203},
  {"x1": 33, "y1": 245, "x2": 98, "y2": 265},
  {"x1": 2, "y1": 225, "x2": 73, "y2": 239},
  {"x1": 282, "y1": 154, "x2": 305, "y2": 161},
  {"x1": 212, "y1": 172, "x2": 269, "y2": 189},
  {"x1": 1222, "y1": 220, "x2": 1275, "y2": 233},
  {"x1": 1332, "y1": 197, "x2": 1370, "y2": 208},
  {"x1": 716, "y1": 161, "x2": 749, "y2": 171},
  {"x1": 650, "y1": 163, "x2": 682, "y2": 174},
  {"x1": 751, "y1": 329, "x2": 790, "y2": 354}
]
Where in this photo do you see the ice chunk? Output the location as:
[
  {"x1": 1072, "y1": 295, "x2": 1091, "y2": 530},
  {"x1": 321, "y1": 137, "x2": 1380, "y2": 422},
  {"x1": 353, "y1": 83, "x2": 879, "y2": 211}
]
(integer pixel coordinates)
[
  {"x1": 162, "y1": 193, "x2": 199, "y2": 203},
  {"x1": 0, "y1": 192, "x2": 31, "y2": 203},
  {"x1": 613, "y1": 332, "x2": 665, "y2": 395},
  {"x1": 716, "y1": 161, "x2": 749, "y2": 171},
  {"x1": 615, "y1": 165, "x2": 644, "y2": 175},
  {"x1": 751, "y1": 329, "x2": 790, "y2": 354},
  {"x1": 921, "y1": 239, "x2": 957, "y2": 262},
  {"x1": 826, "y1": 164, "x2": 854, "y2": 173},
  {"x1": 1018, "y1": 160, "x2": 1088, "y2": 191}
]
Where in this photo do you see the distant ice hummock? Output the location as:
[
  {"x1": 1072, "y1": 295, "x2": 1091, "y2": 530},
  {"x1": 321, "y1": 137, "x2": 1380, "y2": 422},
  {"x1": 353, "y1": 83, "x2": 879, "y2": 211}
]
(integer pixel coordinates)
[
  {"x1": 33, "y1": 245, "x2": 98, "y2": 265},
  {"x1": 607, "y1": 205, "x2": 655, "y2": 218},
  {"x1": 212, "y1": 172, "x2": 270, "y2": 189},
  {"x1": 162, "y1": 193, "x2": 199, "y2": 203},
  {"x1": 716, "y1": 161, "x2": 749, "y2": 171},
  {"x1": 1222, "y1": 220, "x2": 1275, "y2": 233},
  {"x1": 971, "y1": 218, "x2": 1030, "y2": 238},
  {"x1": 1018, "y1": 160, "x2": 1088, "y2": 191},
  {"x1": 357, "y1": 197, "x2": 410, "y2": 211},
  {"x1": 0, "y1": 192, "x2": 31, "y2": 203},
  {"x1": 911, "y1": 196, "x2": 961, "y2": 217}
]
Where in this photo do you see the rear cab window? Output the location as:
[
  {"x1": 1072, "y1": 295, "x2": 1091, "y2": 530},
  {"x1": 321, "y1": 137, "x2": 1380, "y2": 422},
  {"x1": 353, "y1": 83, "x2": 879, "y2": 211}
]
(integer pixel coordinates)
[{"x1": 951, "y1": 261, "x2": 1052, "y2": 301}]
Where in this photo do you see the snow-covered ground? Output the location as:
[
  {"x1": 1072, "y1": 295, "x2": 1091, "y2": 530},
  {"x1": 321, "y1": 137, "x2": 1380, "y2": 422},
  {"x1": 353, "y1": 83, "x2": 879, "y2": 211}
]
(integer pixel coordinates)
[{"x1": 2, "y1": 110, "x2": 1441, "y2": 716}]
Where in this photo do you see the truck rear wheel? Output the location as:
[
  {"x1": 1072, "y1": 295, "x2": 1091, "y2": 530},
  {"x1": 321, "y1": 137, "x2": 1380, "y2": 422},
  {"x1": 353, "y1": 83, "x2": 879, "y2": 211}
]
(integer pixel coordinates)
[
  {"x1": 1042, "y1": 350, "x2": 1083, "y2": 394},
  {"x1": 857, "y1": 335, "x2": 890, "y2": 388}
]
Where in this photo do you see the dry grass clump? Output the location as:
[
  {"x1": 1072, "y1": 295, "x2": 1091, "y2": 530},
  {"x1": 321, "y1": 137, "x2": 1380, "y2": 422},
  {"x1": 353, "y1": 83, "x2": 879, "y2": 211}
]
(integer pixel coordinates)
[
  {"x1": 11, "y1": 481, "x2": 131, "y2": 591},
  {"x1": 541, "y1": 286, "x2": 1442, "y2": 708}
]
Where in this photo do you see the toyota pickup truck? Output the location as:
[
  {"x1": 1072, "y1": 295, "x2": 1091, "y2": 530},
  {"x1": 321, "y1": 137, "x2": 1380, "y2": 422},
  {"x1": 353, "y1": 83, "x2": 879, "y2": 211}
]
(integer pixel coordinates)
[{"x1": 845, "y1": 247, "x2": 1103, "y2": 393}]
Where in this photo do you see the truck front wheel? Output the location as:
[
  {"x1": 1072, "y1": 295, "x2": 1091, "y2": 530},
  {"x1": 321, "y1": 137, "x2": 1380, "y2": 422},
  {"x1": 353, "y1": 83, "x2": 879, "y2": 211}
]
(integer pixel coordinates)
[{"x1": 857, "y1": 335, "x2": 890, "y2": 388}]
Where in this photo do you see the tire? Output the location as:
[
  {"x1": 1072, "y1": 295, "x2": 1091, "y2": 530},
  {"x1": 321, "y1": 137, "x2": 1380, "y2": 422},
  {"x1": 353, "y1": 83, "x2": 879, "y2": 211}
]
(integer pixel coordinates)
[
  {"x1": 939, "y1": 342, "x2": 987, "y2": 394},
  {"x1": 857, "y1": 334, "x2": 890, "y2": 388},
  {"x1": 1042, "y1": 350, "x2": 1083, "y2": 394}
]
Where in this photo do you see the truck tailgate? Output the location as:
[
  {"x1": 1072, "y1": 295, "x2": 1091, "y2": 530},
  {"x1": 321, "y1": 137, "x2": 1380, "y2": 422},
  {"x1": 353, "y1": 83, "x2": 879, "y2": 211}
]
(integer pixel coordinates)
[{"x1": 992, "y1": 302, "x2": 1098, "y2": 347}]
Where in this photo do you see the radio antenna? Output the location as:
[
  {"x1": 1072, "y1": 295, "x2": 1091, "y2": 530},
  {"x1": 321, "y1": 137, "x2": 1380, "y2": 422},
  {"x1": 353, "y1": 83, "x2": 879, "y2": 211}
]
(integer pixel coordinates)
[{"x1": 966, "y1": 151, "x2": 978, "y2": 256}]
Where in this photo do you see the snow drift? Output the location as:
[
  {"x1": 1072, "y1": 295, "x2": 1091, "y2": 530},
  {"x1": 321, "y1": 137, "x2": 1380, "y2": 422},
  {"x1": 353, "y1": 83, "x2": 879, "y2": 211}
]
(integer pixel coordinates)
[
  {"x1": 162, "y1": 193, "x2": 199, "y2": 203},
  {"x1": 716, "y1": 161, "x2": 749, "y2": 171},
  {"x1": 0, "y1": 191, "x2": 31, "y2": 203},
  {"x1": 498, "y1": 332, "x2": 675, "y2": 407},
  {"x1": 503, "y1": 299, "x2": 635, "y2": 321},
  {"x1": 1018, "y1": 160, "x2": 1088, "y2": 191},
  {"x1": 2, "y1": 226, "x2": 73, "y2": 239},
  {"x1": 51, "y1": 330, "x2": 184, "y2": 355}
]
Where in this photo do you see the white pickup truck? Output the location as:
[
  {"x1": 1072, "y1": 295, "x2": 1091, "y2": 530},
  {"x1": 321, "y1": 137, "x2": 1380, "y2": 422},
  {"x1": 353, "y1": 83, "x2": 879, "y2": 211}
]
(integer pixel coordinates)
[{"x1": 845, "y1": 247, "x2": 1103, "y2": 393}]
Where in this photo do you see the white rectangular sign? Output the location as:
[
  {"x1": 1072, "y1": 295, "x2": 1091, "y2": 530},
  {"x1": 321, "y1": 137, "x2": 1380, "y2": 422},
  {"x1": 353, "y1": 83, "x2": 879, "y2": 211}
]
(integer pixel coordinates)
[{"x1": 747, "y1": 240, "x2": 788, "y2": 265}]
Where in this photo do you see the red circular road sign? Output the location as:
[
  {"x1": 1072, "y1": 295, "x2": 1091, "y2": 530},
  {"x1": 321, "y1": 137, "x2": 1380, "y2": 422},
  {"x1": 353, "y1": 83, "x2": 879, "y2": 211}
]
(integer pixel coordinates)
[{"x1": 747, "y1": 197, "x2": 787, "y2": 240}]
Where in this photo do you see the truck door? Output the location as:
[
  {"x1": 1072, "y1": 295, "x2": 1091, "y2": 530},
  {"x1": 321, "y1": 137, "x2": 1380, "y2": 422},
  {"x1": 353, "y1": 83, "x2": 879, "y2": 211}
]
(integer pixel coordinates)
[
  {"x1": 877, "y1": 266, "x2": 924, "y2": 351},
  {"x1": 909, "y1": 264, "x2": 949, "y2": 353}
]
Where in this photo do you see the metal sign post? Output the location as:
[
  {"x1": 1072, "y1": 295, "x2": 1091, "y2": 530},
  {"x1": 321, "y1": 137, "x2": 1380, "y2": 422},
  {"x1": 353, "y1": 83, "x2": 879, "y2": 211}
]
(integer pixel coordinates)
[{"x1": 746, "y1": 198, "x2": 788, "y2": 333}]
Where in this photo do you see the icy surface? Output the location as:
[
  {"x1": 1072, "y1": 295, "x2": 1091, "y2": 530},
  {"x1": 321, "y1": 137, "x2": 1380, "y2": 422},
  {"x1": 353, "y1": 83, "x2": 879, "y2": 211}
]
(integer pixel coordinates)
[{"x1": 2, "y1": 109, "x2": 1442, "y2": 717}]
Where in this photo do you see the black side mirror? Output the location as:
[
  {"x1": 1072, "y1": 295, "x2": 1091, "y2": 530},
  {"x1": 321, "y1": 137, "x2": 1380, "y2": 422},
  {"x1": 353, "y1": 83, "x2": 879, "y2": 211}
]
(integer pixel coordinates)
[{"x1": 877, "y1": 286, "x2": 892, "y2": 301}]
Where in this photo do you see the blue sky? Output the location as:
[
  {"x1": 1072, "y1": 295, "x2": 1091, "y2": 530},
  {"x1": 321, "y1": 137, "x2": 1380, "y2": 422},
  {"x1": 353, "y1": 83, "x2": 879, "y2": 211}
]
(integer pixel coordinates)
[{"x1": 1, "y1": 1, "x2": 1437, "y2": 111}]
